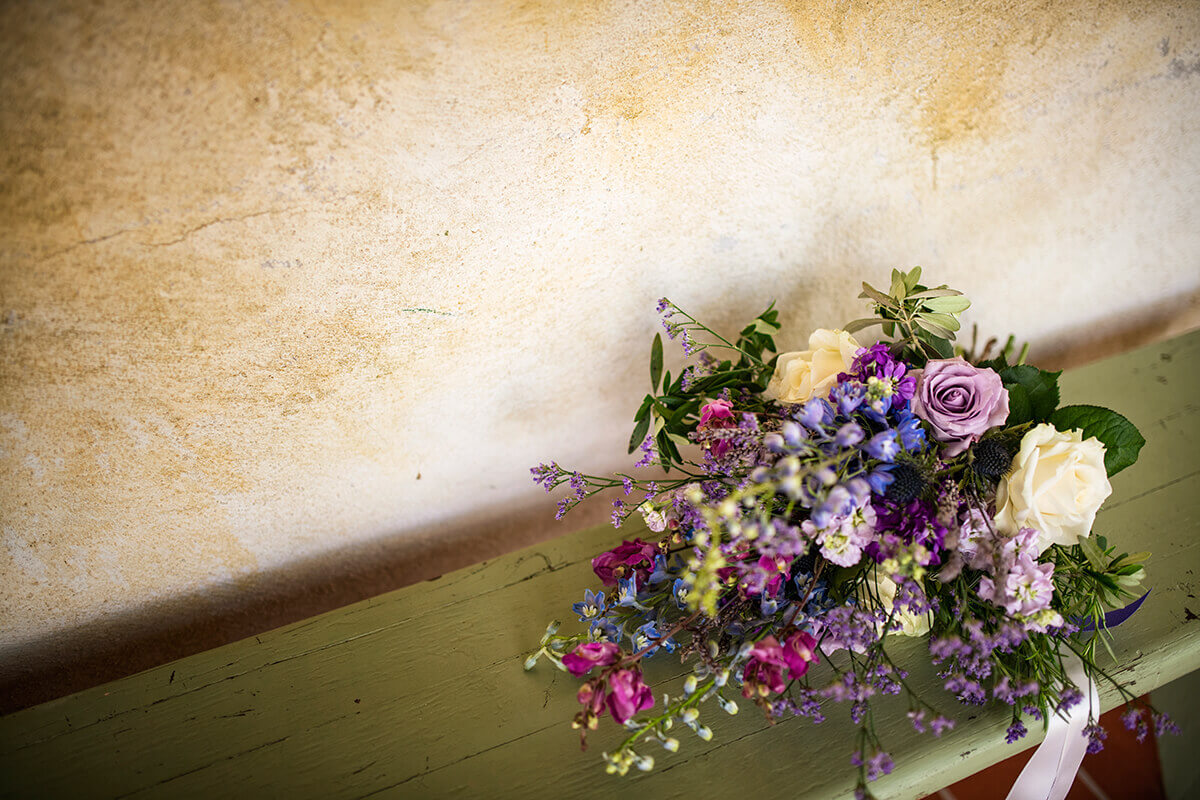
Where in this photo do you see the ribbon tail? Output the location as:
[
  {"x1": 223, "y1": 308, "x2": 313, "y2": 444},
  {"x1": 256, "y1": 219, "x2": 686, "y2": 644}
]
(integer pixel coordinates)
[{"x1": 1006, "y1": 654, "x2": 1098, "y2": 800}]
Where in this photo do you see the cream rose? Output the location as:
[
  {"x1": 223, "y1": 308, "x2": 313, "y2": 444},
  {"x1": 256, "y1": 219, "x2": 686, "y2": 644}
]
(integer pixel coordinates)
[
  {"x1": 863, "y1": 573, "x2": 931, "y2": 637},
  {"x1": 994, "y1": 423, "x2": 1112, "y2": 554},
  {"x1": 764, "y1": 329, "x2": 861, "y2": 404}
]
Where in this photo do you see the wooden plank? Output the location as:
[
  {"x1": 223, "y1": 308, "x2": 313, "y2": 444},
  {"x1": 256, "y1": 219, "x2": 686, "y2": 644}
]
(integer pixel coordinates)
[{"x1": 1, "y1": 330, "x2": 1198, "y2": 800}]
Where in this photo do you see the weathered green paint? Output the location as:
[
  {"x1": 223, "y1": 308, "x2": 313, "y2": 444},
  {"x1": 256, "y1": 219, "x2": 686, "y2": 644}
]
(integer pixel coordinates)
[{"x1": 1, "y1": 331, "x2": 1198, "y2": 799}]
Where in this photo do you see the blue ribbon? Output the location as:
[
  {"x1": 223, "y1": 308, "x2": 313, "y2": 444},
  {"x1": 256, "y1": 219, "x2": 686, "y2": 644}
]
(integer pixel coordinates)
[{"x1": 1076, "y1": 590, "x2": 1150, "y2": 633}]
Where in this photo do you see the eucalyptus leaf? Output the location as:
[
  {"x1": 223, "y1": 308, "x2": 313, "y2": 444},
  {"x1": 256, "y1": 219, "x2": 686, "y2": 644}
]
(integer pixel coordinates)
[
  {"x1": 860, "y1": 282, "x2": 895, "y2": 307},
  {"x1": 1047, "y1": 404, "x2": 1146, "y2": 476},
  {"x1": 650, "y1": 333, "x2": 664, "y2": 392},
  {"x1": 844, "y1": 318, "x2": 884, "y2": 333},
  {"x1": 922, "y1": 295, "x2": 971, "y2": 314},
  {"x1": 904, "y1": 266, "x2": 923, "y2": 291},
  {"x1": 914, "y1": 316, "x2": 955, "y2": 340},
  {"x1": 919, "y1": 311, "x2": 962, "y2": 332},
  {"x1": 908, "y1": 288, "x2": 962, "y2": 300}
]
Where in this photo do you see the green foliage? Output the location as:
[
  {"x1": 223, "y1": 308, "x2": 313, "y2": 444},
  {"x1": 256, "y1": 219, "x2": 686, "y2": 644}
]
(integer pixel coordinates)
[
  {"x1": 630, "y1": 302, "x2": 781, "y2": 466},
  {"x1": 852, "y1": 266, "x2": 970, "y2": 366},
  {"x1": 649, "y1": 333, "x2": 664, "y2": 393},
  {"x1": 1048, "y1": 405, "x2": 1146, "y2": 476},
  {"x1": 999, "y1": 365, "x2": 1061, "y2": 425}
]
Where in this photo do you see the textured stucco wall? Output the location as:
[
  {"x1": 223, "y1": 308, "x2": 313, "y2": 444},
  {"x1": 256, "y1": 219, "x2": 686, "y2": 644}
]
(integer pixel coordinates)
[{"x1": 2, "y1": 0, "x2": 1199, "y2": 702}]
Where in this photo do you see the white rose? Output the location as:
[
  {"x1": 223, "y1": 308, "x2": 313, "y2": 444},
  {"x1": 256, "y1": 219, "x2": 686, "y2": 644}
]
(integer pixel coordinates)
[
  {"x1": 994, "y1": 423, "x2": 1112, "y2": 554},
  {"x1": 764, "y1": 329, "x2": 861, "y2": 404},
  {"x1": 862, "y1": 572, "x2": 932, "y2": 638}
]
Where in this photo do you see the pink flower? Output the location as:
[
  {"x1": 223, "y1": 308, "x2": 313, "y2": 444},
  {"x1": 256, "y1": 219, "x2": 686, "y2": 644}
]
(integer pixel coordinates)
[
  {"x1": 910, "y1": 357, "x2": 1009, "y2": 456},
  {"x1": 741, "y1": 636, "x2": 789, "y2": 697},
  {"x1": 781, "y1": 631, "x2": 819, "y2": 678},
  {"x1": 562, "y1": 641, "x2": 621, "y2": 677},
  {"x1": 606, "y1": 668, "x2": 654, "y2": 723},
  {"x1": 591, "y1": 539, "x2": 658, "y2": 587},
  {"x1": 699, "y1": 399, "x2": 737, "y2": 458},
  {"x1": 699, "y1": 398, "x2": 735, "y2": 426}
]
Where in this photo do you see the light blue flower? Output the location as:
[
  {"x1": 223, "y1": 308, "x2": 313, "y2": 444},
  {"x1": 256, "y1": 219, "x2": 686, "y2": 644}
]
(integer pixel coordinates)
[{"x1": 572, "y1": 588, "x2": 606, "y2": 622}]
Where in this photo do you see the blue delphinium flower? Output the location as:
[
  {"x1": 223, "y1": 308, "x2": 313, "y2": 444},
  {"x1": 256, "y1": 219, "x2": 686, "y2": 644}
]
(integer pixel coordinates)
[
  {"x1": 631, "y1": 621, "x2": 678, "y2": 657},
  {"x1": 647, "y1": 554, "x2": 672, "y2": 585},
  {"x1": 572, "y1": 589, "x2": 606, "y2": 622},
  {"x1": 615, "y1": 575, "x2": 649, "y2": 610},
  {"x1": 672, "y1": 577, "x2": 690, "y2": 610},
  {"x1": 589, "y1": 617, "x2": 624, "y2": 643},
  {"x1": 865, "y1": 429, "x2": 899, "y2": 462}
]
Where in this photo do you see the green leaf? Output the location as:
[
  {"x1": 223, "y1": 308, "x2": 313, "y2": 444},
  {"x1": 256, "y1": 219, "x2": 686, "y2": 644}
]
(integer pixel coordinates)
[
  {"x1": 860, "y1": 282, "x2": 895, "y2": 307},
  {"x1": 908, "y1": 288, "x2": 962, "y2": 300},
  {"x1": 925, "y1": 335, "x2": 954, "y2": 359},
  {"x1": 662, "y1": 370, "x2": 672, "y2": 395},
  {"x1": 904, "y1": 266, "x2": 923, "y2": 291},
  {"x1": 844, "y1": 318, "x2": 884, "y2": 333},
  {"x1": 1007, "y1": 385, "x2": 1033, "y2": 425},
  {"x1": 890, "y1": 270, "x2": 907, "y2": 300},
  {"x1": 1048, "y1": 404, "x2": 1146, "y2": 476},
  {"x1": 667, "y1": 432, "x2": 691, "y2": 450},
  {"x1": 650, "y1": 333, "x2": 663, "y2": 392},
  {"x1": 628, "y1": 412, "x2": 651, "y2": 453},
  {"x1": 1079, "y1": 536, "x2": 1108, "y2": 570},
  {"x1": 751, "y1": 317, "x2": 781, "y2": 334},
  {"x1": 921, "y1": 295, "x2": 971, "y2": 314},
  {"x1": 914, "y1": 316, "x2": 955, "y2": 340},
  {"x1": 919, "y1": 311, "x2": 962, "y2": 332},
  {"x1": 1000, "y1": 365, "x2": 1060, "y2": 424}
]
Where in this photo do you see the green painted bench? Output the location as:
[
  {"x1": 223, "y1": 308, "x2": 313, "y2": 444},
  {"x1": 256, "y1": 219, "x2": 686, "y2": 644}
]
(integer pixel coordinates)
[{"x1": 2, "y1": 331, "x2": 1198, "y2": 799}]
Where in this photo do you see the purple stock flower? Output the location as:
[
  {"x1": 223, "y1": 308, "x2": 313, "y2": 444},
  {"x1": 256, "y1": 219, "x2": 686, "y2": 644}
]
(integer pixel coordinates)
[
  {"x1": 910, "y1": 357, "x2": 1009, "y2": 456},
  {"x1": 606, "y1": 668, "x2": 654, "y2": 723},
  {"x1": 591, "y1": 539, "x2": 658, "y2": 587},
  {"x1": 742, "y1": 636, "x2": 790, "y2": 697},
  {"x1": 563, "y1": 641, "x2": 620, "y2": 677}
]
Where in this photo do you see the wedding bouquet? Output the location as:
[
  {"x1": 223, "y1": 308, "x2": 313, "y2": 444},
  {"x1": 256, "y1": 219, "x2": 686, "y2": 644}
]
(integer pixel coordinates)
[{"x1": 525, "y1": 269, "x2": 1172, "y2": 796}]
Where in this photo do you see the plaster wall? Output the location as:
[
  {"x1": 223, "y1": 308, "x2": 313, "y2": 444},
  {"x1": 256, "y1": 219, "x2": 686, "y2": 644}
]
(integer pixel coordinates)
[{"x1": 2, "y1": 0, "x2": 1199, "y2": 702}]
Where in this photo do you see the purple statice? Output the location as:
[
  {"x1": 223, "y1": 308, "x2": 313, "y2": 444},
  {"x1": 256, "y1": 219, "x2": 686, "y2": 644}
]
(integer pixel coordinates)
[
  {"x1": 1083, "y1": 722, "x2": 1107, "y2": 754},
  {"x1": 555, "y1": 498, "x2": 574, "y2": 520},
  {"x1": 531, "y1": 461, "x2": 561, "y2": 492},
  {"x1": 621, "y1": 476, "x2": 633, "y2": 496},
  {"x1": 610, "y1": 498, "x2": 626, "y2": 528},
  {"x1": 866, "y1": 751, "x2": 894, "y2": 782},
  {"x1": 817, "y1": 605, "x2": 884, "y2": 654},
  {"x1": 634, "y1": 434, "x2": 658, "y2": 468},
  {"x1": 1005, "y1": 720, "x2": 1027, "y2": 743},
  {"x1": 929, "y1": 715, "x2": 956, "y2": 737},
  {"x1": 569, "y1": 471, "x2": 586, "y2": 500},
  {"x1": 1154, "y1": 711, "x2": 1181, "y2": 737},
  {"x1": 1057, "y1": 685, "x2": 1084, "y2": 713},
  {"x1": 695, "y1": 412, "x2": 769, "y2": 476}
]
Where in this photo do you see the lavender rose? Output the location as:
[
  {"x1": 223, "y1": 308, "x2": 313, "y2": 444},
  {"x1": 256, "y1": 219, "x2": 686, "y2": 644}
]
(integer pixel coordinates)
[{"x1": 910, "y1": 357, "x2": 1009, "y2": 456}]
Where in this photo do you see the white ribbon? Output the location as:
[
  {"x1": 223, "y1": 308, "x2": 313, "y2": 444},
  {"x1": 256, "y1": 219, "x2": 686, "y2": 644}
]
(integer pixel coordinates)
[{"x1": 1006, "y1": 654, "x2": 1098, "y2": 800}]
